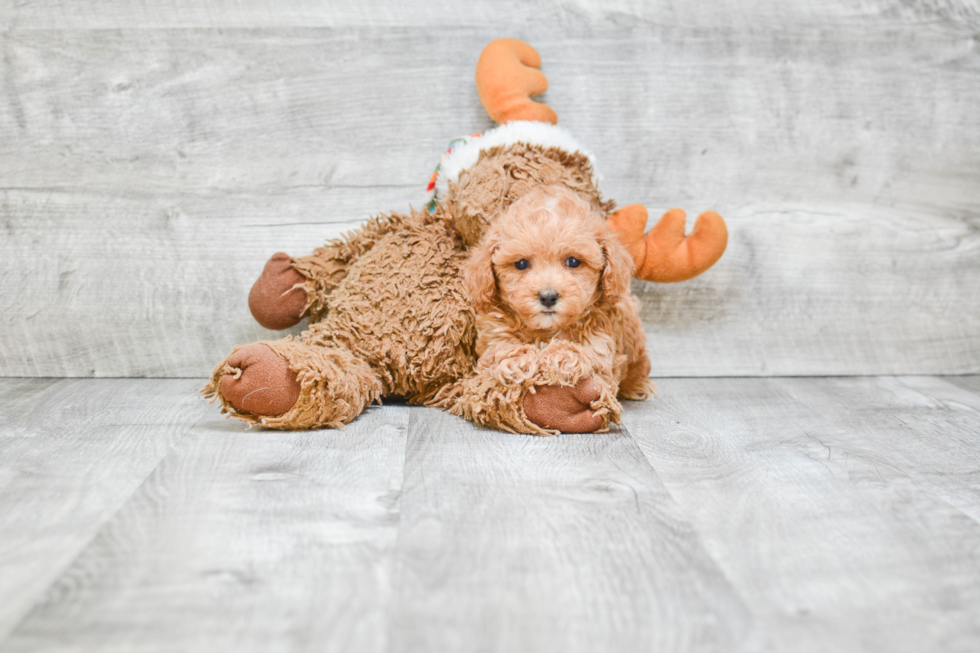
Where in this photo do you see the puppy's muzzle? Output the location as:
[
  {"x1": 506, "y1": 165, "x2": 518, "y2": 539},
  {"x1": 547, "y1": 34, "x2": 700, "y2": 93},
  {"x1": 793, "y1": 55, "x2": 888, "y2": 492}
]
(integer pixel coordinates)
[{"x1": 538, "y1": 290, "x2": 559, "y2": 308}]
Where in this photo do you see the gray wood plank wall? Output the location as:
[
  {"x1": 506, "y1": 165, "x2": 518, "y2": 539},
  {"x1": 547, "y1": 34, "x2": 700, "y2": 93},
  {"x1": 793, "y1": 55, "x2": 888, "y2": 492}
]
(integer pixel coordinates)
[{"x1": 1, "y1": 2, "x2": 978, "y2": 377}]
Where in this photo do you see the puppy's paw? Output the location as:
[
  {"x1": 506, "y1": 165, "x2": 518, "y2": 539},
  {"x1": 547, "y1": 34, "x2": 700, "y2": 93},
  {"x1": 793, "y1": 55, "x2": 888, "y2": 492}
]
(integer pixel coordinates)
[
  {"x1": 618, "y1": 355, "x2": 656, "y2": 401},
  {"x1": 619, "y1": 377, "x2": 657, "y2": 401},
  {"x1": 523, "y1": 377, "x2": 606, "y2": 433},
  {"x1": 219, "y1": 343, "x2": 301, "y2": 417},
  {"x1": 248, "y1": 253, "x2": 309, "y2": 330},
  {"x1": 536, "y1": 340, "x2": 611, "y2": 386}
]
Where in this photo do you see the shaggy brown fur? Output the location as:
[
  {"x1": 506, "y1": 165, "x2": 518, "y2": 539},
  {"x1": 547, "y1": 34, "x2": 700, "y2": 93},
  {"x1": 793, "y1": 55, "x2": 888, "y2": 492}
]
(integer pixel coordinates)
[
  {"x1": 203, "y1": 205, "x2": 478, "y2": 429},
  {"x1": 203, "y1": 144, "x2": 650, "y2": 433},
  {"x1": 443, "y1": 186, "x2": 655, "y2": 435},
  {"x1": 448, "y1": 143, "x2": 616, "y2": 248},
  {"x1": 293, "y1": 212, "x2": 413, "y2": 323}
]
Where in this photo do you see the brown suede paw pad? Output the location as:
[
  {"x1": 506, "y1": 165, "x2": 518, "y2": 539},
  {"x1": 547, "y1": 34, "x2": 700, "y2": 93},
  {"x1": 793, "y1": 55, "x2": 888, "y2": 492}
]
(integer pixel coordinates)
[
  {"x1": 523, "y1": 377, "x2": 604, "y2": 433},
  {"x1": 219, "y1": 343, "x2": 301, "y2": 417}
]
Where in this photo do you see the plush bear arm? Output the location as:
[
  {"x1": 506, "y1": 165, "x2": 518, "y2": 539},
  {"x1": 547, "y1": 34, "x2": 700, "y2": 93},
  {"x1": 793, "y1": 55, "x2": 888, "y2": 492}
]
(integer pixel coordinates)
[
  {"x1": 523, "y1": 377, "x2": 607, "y2": 433},
  {"x1": 249, "y1": 253, "x2": 310, "y2": 330},
  {"x1": 447, "y1": 339, "x2": 621, "y2": 435},
  {"x1": 251, "y1": 212, "x2": 411, "y2": 327}
]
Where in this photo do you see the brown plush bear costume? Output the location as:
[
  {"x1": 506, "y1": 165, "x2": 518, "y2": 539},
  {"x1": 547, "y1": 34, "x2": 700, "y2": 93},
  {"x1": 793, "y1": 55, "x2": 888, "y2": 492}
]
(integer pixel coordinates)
[{"x1": 203, "y1": 38, "x2": 728, "y2": 434}]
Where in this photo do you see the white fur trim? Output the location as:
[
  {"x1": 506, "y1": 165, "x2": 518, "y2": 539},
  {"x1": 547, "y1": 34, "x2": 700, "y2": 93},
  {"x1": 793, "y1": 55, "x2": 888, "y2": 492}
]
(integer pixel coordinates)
[{"x1": 434, "y1": 121, "x2": 600, "y2": 200}]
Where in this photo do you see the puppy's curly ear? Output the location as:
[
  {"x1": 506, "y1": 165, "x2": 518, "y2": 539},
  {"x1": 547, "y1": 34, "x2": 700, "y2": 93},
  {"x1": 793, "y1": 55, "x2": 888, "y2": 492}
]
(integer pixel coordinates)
[
  {"x1": 598, "y1": 226, "x2": 635, "y2": 305},
  {"x1": 462, "y1": 234, "x2": 498, "y2": 312}
]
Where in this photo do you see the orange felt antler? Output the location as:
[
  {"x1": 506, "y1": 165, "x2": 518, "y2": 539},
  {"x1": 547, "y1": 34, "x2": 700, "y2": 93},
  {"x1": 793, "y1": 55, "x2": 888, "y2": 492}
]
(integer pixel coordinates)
[
  {"x1": 607, "y1": 205, "x2": 729, "y2": 282},
  {"x1": 476, "y1": 38, "x2": 558, "y2": 125}
]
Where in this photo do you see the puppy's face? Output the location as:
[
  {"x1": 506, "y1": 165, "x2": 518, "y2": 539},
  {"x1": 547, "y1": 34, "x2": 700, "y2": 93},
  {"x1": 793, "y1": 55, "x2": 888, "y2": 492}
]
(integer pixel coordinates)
[
  {"x1": 492, "y1": 216, "x2": 604, "y2": 330},
  {"x1": 463, "y1": 186, "x2": 633, "y2": 332}
]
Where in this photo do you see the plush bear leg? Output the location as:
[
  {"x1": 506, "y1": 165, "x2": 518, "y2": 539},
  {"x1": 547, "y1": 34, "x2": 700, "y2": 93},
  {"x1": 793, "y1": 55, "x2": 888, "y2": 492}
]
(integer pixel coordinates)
[
  {"x1": 216, "y1": 342, "x2": 302, "y2": 415},
  {"x1": 203, "y1": 338, "x2": 383, "y2": 430}
]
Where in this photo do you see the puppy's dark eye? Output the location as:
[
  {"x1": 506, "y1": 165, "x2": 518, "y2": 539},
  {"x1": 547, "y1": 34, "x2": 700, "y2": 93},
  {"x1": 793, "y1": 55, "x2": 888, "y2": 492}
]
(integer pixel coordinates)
[
  {"x1": 565, "y1": 257, "x2": 581, "y2": 268},
  {"x1": 514, "y1": 259, "x2": 530, "y2": 270}
]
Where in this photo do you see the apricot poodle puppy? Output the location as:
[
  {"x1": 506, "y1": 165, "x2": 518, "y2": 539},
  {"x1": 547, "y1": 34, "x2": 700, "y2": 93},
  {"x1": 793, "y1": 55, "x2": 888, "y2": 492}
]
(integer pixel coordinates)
[{"x1": 448, "y1": 186, "x2": 656, "y2": 435}]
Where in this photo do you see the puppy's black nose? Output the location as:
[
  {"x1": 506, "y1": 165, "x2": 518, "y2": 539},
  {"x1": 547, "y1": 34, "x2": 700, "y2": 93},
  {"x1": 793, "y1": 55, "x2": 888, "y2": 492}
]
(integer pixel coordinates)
[{"x1": 538, "y1": 290, "x2": 559, "y2": 308}]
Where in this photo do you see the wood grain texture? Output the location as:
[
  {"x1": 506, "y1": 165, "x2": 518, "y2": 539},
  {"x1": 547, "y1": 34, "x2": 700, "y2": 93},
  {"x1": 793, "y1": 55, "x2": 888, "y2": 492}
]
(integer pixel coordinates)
[
  {"x1": 945, "y1": 374, "x2": 980, "y2": 395},
  {"x1": 1, "y1": 403, "x2": 409, "y2": 653},
  {"x1": 633, "y1": 204, "x2": 980, "y2": 375},
  {"x1": 2, "y1": 376, "x2": 979, "y2": 650},
  {"x1": 621, "y1": 376, "x2": 980, "y2": 653},
  {"x1": 0, "y1": 378, "x2": 208, "y2": 641},
  {"x1": 1, "y1": 186, "x2": 406, "y2": 377},
  {"x1": 2, "y1": 12, "x2": 979, "y2": 377},
  {"x1": 832, "y1": 375, "x2": 980, "y2": 524},
  {"x1": 388, "y1": 409, "x2": 756, "y2": 653},
  {"x1": 2, "y1": 0, "x2": 978, "y2": 30}
]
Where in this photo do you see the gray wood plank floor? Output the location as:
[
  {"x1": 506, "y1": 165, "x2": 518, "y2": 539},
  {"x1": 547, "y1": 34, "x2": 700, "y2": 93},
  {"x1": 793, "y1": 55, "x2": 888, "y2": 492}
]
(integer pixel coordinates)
[
  {"x1": 2, "y1": 376, "x2": 978, "y2": 652},
  {"x1": 0, "y1": 379, "x2": 210, "y2": 641}
]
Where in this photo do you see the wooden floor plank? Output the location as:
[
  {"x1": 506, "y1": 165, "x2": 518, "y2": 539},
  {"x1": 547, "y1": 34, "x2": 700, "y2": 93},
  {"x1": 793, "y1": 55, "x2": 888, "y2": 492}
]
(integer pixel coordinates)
[
  {"x1": 0, "y1": 378, "x2": 64, "y2": 425},
  {"x1": 0, "y1": 378, "x2": 208, "y2": 641},
  {"x1": 1, "y1": 403, "x2": 408, "y2": 653},
  {"x1": 797, "y1": 375, "x2": 980, "y2": 525},
  {"x1": 3, "y1": 377, "x2": 979, "y2": 649},
  {"x1": 387, "y1": 408, "x2": 757, "y2": 653},
  {"x1": 622, "y1": 377, "x2": 980, "y2": 653},
  {"x1": 943, "y1": 375, "x2": 980, "y2": 397}
]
